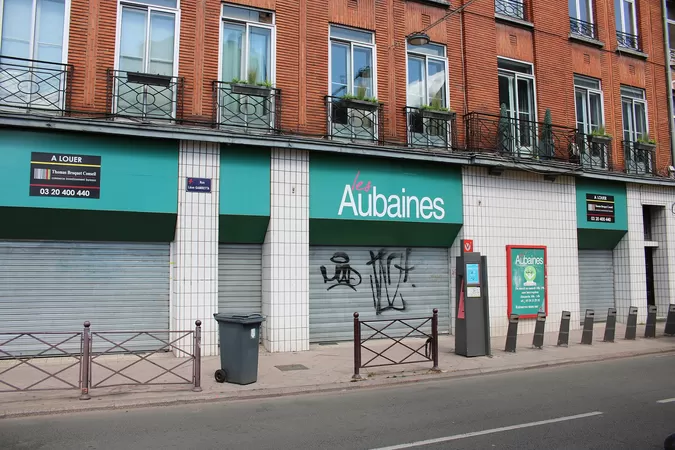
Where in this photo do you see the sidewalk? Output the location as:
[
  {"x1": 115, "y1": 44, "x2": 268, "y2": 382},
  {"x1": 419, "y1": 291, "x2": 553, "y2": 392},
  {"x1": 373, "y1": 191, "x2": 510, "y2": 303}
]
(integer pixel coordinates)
[{"x1": 1, "y1": 322, "x2": 674, "y2": 419}]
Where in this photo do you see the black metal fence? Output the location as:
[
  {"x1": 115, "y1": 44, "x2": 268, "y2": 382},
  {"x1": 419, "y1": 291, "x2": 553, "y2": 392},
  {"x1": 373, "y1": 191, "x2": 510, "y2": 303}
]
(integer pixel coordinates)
[
  {"x1": 352, "y1": 310, "x2": 439, "y2": 380},
  {"x1": 107, "y1": 69, "x2": 184, "y2": 122},
  {"x1": 570, "y1": 18, "x2": 597, "y2": 40},
  {"x1": 325, "y1": 95, "x2": 384, "y2": 144},
  {"x1": 616, "y1": 31, "x2": 640, "y2": 51},
  {"x1": 213, "y1": 81, "x2": 281, "y2": 132},
  {"x1": 0, "y1": 321, "x2": 201, "y2": 399},
  {"x1": 0, "y1": 55, "x2": 72, "y2": 114},
  {"x1": 464, "y1": 112, "x2": 577, "y2": 161},
  {"x1": 495, "y1": 0, "x2": 526, "y2": 20},
  {"x1": 571, "y1": 134, "x2": 613, "y2": 171},
  {"x1": 405, "y1": 106, "x2": 457, "y2": 150},
  {"x1": 623, "y1": 140, "x2": 655, "y2": 175}
]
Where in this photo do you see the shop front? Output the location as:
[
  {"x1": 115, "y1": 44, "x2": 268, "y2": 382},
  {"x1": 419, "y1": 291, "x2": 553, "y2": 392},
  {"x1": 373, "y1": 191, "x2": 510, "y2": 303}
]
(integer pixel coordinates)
[
  {"x1": 0, "y1": 128, "x2": 179, "y2": 352},
  {"x1": 308, "y1": 153, "x2": 463, "y2": 343},
  {"x1": 575, "y1": 179, "x2": 628, "y2": 322}
]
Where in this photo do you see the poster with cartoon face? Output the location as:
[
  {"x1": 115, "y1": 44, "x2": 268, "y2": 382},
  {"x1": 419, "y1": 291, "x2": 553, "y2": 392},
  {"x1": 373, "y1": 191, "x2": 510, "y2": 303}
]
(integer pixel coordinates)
[{"x1": 507, "y1": 246, "x2": 546, "y2": 318}]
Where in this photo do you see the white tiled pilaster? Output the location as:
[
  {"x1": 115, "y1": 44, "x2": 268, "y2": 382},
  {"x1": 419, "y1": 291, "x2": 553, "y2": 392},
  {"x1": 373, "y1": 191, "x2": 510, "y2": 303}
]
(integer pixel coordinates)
[
  {"x1": 262, "y1": 149, "x2": 309, "y2": 352},
  {"x1": 461, "y1": 167, "x2": 580, "y2": 336},
  {"x1": 170, "y1": 141, "x2": 220, "y2": 356}
]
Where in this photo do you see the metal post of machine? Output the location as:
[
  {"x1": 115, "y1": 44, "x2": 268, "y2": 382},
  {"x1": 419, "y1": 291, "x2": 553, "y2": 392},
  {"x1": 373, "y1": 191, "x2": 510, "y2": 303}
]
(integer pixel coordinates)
[{"x1": 454, "y1": 241, "x2": 490, "y2": 357}]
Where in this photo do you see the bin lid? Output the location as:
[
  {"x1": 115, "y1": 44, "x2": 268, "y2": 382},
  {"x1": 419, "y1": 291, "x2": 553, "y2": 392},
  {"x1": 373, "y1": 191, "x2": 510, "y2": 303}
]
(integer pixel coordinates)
[{"x1": 213, "y1": 313, "x2": 266, "y2": 324}]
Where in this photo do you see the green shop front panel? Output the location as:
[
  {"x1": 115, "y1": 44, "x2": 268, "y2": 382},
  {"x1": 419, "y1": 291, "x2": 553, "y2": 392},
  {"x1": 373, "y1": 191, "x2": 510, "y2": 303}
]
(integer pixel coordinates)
[
  {"x1": 575, "y1": 179, "x2": 628, "y2": 250},
  {"x1": 309, "y1": 153, "x2": 463, "y2": 247},
  {"x1": 0, "y1": 129, "x2": 179, "y2": 241}
]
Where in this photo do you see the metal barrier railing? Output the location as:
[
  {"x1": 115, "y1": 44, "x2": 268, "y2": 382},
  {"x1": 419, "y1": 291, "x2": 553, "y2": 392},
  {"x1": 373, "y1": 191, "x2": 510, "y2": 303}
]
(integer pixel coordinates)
[
  {"x1": 0, "y1": 321, "x2": 201, "y2": 399},
  {"x1": 352, "y1": 309, "x2": 440, "y2": 380}
]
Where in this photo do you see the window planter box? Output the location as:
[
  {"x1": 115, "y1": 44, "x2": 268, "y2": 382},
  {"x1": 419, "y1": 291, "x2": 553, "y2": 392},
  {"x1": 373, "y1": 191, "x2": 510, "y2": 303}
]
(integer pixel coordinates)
[
  {"x1": 420, "y1": 109, "x2": 456, "y2": 121},
  {"x1": 589, "y1": 134, "x2": 612, "y2": 145},
  {"x1": 634, "y1": 141, "x2": 656, "y2": 151},
  {"x1": 231, "y1": 83, "x2": 272, "y2": 98},
  {"x1": 126, "y1": 72, "x2": 172, "y2": 88},
  {"x1": 339, "y1": 98, "x2": 379, "y2": 112}
]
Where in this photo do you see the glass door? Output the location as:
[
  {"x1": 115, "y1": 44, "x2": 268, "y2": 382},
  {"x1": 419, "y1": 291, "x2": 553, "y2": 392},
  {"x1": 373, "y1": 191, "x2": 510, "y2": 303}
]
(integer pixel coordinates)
[{"x1": 499, "y1": 70, "x2": 535, "y2": 157}]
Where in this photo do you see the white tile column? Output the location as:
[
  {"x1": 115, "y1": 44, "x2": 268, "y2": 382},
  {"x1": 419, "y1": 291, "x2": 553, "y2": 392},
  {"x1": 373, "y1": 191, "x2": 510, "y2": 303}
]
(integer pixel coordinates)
[
  {"x1": 262, "y1": 149, "x2": 309, "y2": 352},
  {"x1": 170, "y1": 141, "x2": 220, "y2": 356}
]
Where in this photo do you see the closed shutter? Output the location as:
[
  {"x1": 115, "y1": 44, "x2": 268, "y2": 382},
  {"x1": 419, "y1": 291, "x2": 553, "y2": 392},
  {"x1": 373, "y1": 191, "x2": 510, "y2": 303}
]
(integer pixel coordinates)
[
  {"x1": 578, "y1": 249, "x2": 615, "y2": 323},
  {"x1": 309, "y1": 246, "x2": 450, "y2": 343},
  {"x1": 0, "y1": 241, "x2": 170, "y2": 355},
  {"x1": 218, "y1": 244, "x2": 262, "y2": 315}
]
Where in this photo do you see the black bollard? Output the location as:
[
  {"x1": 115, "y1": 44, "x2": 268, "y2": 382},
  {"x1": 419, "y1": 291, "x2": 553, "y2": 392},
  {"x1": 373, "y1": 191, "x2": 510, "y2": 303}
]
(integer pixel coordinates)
[
  {"x1": 505, "y1": 314, "x2": 519, "y2": 353},
  {"x1": 645, "y1": 305, "x2": 657, "y2": 338},
  {"x1": 557, "y1": 311, "x2": 570, "y2": 347},
  {"x1": 603, "y1": 308, "x2": 617, "y2": 342},
  {"x1": 625, "y1": 306, "x2": 638, "y2": 340},
  {"x1": 581, "y1": 309, "x2": 594, "y2": 345},
  {"x1": 532, "y1": 312, "x2": 546, "y2": 349},
  {"x1": 664, "y1": 304, "x2": 675, "y2": 336}
]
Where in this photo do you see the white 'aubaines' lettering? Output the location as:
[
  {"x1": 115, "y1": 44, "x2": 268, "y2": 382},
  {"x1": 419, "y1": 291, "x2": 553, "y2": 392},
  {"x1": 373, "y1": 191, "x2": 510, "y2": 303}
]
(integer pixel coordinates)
[{"x1": 338, "y1": 184, "x2": 445, "y2": 220}]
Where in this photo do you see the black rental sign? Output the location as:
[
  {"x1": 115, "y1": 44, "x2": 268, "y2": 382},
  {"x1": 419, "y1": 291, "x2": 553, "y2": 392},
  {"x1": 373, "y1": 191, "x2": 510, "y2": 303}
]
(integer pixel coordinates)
[
  {"x1": 29, "y1": 152, "x2": 101, "y2": 199},
  {"x1": 586, "y1": 193, "x2": 614, "y2": 223}
]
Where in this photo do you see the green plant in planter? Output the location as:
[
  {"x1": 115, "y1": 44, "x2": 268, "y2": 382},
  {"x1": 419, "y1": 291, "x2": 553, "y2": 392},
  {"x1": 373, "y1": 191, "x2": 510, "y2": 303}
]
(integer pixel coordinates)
[
  {"x1": 247, "y1": 67, "x2": 259, "y2": 85},
  {"x1": 498, "y1": 103, "x2": 512, "y2": 153},
  {"x1": 256, "y1": 80, "x2": 273, "y2": 88},
  {"x1": 591, "y1": 125, "x2": 611, "y2": 138},
  {"x1": 637, "y1": 133, "x2": 656, "y2": 145},
  {"x1": 420, "y1": 93, "x2": 451, "y2": 112}
]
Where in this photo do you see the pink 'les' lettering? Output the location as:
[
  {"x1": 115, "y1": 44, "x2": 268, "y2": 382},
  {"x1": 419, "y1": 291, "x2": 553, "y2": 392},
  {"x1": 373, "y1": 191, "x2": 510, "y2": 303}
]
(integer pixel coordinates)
[{"x1": 351, "y1": 170, "x2": 372, "y2": 192}]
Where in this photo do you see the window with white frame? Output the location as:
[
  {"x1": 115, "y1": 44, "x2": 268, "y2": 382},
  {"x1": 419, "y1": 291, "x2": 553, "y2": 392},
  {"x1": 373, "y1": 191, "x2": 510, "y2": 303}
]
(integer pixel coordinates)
[
  {"x1": 621, "y1": 85, "x2": 651, "y2": 173},
  {"x1": 615, "y1": 0, "x2": 639, "y2": 49},
  {"x1": 569, "y1": 0, "x2": 595, "y2": 38},
  {"x1": 574, "y1": 75, "x2": 603, "y2": 135},
  {"x1": 497, "y1": 58, "x2": 536, "y2": 155},
  {"x1": 329, "y1": 25, "x2": 375, "y2": 100},
  {"x1": 0, "y1": 0, "x2": 69, "y2": 111},
  {"x1": 115, "y1": 0, "x2": 179, "y2": 119}
]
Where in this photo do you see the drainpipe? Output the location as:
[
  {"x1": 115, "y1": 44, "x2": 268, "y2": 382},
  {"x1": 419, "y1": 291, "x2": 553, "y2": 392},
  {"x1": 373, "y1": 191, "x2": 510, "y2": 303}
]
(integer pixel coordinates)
[{"x1": 662, "y1": 0, "x2": 675, "y2": 169}]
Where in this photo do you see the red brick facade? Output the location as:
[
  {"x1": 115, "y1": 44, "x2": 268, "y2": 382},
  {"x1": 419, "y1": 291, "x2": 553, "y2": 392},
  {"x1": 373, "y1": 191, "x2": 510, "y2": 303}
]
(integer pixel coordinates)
[{"x1": 63, "y1": 0, "x2": 672, "y2": 171}]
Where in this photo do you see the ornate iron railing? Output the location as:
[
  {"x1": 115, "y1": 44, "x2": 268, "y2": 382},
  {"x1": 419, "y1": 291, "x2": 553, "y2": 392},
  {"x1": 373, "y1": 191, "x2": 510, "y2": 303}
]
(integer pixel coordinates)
[
  {"x1": 405, "y1": 106, "x2": 457, "y2": 150},
  {"x1": 670, "y1": 48, "x2": 675, "y2": 64},
  {"x1": 623, "y1": 140, "x2": 656, "y2": 175},
  {"x1": 352, "y1": 310, "x2": 439, "y2": 380},
  {"x1": 0, "y1": 55, "x2": 72, "y2": 114},
  {"x1": 495, "y1": 0, "x2": 525, "y2": 20},
  {"x1": 213, "y1": 81, "x2": 281, "y2": 132},
  {"x1": 107, "y1": 69, "x2": 184, "y2": 122},
  {"x1": 464, "y1": 112, "x2": 578, "y2": 161},
  {"x1": 570, "y1": 134, "x2": 613, "y2": 170},
  {"x1": 616, "y1": 31, "x2": 641, "y2": 51},
  {"x1": 570, "y1": 18, "x2": 597, "y2": 40},
  {"x1": 325, "y1": 95, "x2": 383, "y2": 143}
]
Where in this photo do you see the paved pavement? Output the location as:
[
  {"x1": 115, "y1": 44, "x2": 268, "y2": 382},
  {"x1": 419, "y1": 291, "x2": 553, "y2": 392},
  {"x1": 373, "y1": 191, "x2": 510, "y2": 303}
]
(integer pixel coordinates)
[
  {"x1": 1, "y1": 322, "x2": 674, "y2": 418},
  {"x1": 0, "y1": 353, "x2": 673, "y2": 449}
]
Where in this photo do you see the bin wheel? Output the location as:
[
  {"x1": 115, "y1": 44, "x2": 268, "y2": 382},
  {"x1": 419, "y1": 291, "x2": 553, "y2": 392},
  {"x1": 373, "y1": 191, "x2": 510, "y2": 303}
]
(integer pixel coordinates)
[{"x1": 214, "y1": 369, "x2": 227, "y2": 383}]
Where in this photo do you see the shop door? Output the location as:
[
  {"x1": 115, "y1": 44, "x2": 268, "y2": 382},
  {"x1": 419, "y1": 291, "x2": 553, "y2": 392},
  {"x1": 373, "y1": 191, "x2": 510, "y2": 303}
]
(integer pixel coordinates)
[{"x1": 218, "y1": 244, "x2": 262, "y2": 316}]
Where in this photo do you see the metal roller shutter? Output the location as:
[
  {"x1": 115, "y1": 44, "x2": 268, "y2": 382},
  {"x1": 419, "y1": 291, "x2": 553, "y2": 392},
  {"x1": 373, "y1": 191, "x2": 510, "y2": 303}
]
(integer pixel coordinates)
[
  {"x1": 309, "y1": 246, "x2": 450, "y2": 343},
  {"x1": 218, "y1": 244, "x2": 262, "y2": 316},
  {"x1": 578, "y1": 249, "x2": 615, "y2": 323},
  {"x1": 0, "y1": 241, "x2": 170, "y2": 355}
]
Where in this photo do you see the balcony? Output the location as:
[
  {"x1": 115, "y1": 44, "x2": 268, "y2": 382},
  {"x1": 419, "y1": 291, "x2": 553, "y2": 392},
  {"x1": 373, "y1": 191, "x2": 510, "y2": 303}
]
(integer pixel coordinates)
[
  {"x1": 670, "y1": 48, "x2": 675, "y2": 65},
  {"x1": 213, "y1": 81, "x2": 280, "y2": 133},
  {"x1": 616, "y1": 31, "x2": 641, "y2": 52},
  {"x1": 570, "y1": 134, "x2": 613, "y2": 170},
  {"x1": 495, "y1": 0, "x2": 526, "y2": 21},
  {"x1": 0, "y1": 55, "x2": 72, "y2": 115},
  {"x1": 569, "y1": 18, "x2": 597, "y2": 40},
  {"x1": 623, "y1": 140, "x2": 656, "y2": 175},
  {"x1": 464, "y1": 112, "x2": 577, "y2": 161},
  {"x1": 325, "y1": 96, "x2": 383, "y2": 144},
  {"x1": 405, "y1": 106, "x2": 457, "y2": 150},
  {"x1": 107, "y1": 70, "x2": 184, "y2": 122}
]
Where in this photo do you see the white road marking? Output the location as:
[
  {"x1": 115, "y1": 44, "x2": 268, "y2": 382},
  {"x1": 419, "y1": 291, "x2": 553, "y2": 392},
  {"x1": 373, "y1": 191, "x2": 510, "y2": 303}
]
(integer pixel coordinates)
[
  {"x1": 657, "y1": 398, "x2": 675, "y2": 404},
  {"x1": 369, "y1": 411, "x2": 604, "y2": 450}
]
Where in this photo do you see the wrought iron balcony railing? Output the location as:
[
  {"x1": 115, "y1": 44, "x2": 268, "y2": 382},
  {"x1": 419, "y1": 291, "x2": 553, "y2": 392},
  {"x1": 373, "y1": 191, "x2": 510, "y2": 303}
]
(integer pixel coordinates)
[
  {"x1": 405, "y1": 106, "x2": 457, "y2": 150},
  {"x1": 212, "y1": 81, "x2": 280, "y2": 133},
  {"x1": 670, "y1": 48, "x2": 675, "y2": 65},
  {"x1": 464, "y1": 112, "x2": 578, "y2": 161},
  {"x1": 0, "y1": 55, "x2": 72, "y2": 115},
  {"x1": 623, "y1": 140, "x2": 656, "y2": 175},
  {"x1": 107, "y1": 70, "x2": 184, "y2": 122},
  {"x1": 616, "y1": 31, "x2": 641, "y2": 51},
  {"x1": 325, "y1": 96, "x2": 383, "y2": 143},
  {"x1": 570, "y1": 18, "x2": 597, "y2": 40},
  {"x1": 495, "y1": 0, "x2": 525, "y2": 20},
  {"x1": 569, "y1": 134, "x2": 613, "y2": 170}
]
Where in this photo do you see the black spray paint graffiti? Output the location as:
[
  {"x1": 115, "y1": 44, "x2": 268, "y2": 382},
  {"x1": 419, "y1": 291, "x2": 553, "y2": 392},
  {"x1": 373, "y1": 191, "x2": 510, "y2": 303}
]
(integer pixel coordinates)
[
  {"x1": 367, "y1": 248, "x2": 415, "y2": 315},
  {"x1": 320, "y1": 252, "x2": 362, "y2": 291}
]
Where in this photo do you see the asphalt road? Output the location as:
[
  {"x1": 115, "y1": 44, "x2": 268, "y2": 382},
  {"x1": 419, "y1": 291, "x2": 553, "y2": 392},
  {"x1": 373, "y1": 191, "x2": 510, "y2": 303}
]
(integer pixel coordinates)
[{"x1": 0, "y1": 353, "x2": 674, "y2": 450}]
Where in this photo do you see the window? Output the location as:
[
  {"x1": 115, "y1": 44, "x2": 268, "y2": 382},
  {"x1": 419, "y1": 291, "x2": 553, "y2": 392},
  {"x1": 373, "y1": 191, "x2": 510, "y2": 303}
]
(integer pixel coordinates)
[
  {"x1": 329, "y1": 25, "x2": 375, "y2": 99},
  {"x1": 498, "y1": 58, "x2": 536, "y2": 155},
  {"x1": 495, "y1": 0, "x2": 525, "y2": 20},
  {"x1": 221, "y1": 4, "x2": 274, "y2": 85},
  {"x1": 621, "y1": 86, "x2": 651, "y2": 173},
  {"x1": 114, "y1": 0, "x2": 179, "y2": 119},
  {"x1": 0, "y1": 0, "x2": 68, "y2": 110},
  {"x1": 574, "y1": 75, "x2": 603, "y2": 135},
  {"x1": 569, "y1": 0, "x2": 595, "y2": 39},
  {"x1": 615, "y1": 0, "x2": 639, "y2": 49}
]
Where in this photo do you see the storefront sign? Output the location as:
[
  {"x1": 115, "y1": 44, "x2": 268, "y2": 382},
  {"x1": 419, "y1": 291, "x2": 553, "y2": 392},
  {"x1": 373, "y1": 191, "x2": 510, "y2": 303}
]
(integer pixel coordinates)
[
  {"x1": 506, "y1": 245, "x2": 547, "y2": 319},
  {"x1": 586, "y1": 194, "x2": 615, "y2": 223},
  {"x1": 186, "y1": 177, "x2": 212, "y2": 193},
  {"x1": 29, "y1": 152, "x2": 101, "y2": 199}
]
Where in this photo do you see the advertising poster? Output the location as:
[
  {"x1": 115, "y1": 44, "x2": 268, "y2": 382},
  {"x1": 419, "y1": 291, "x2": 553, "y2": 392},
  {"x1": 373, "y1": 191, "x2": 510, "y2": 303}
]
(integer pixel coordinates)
[{"x1": 506, "y1": 245, "x2": 547, "y2": 319}]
